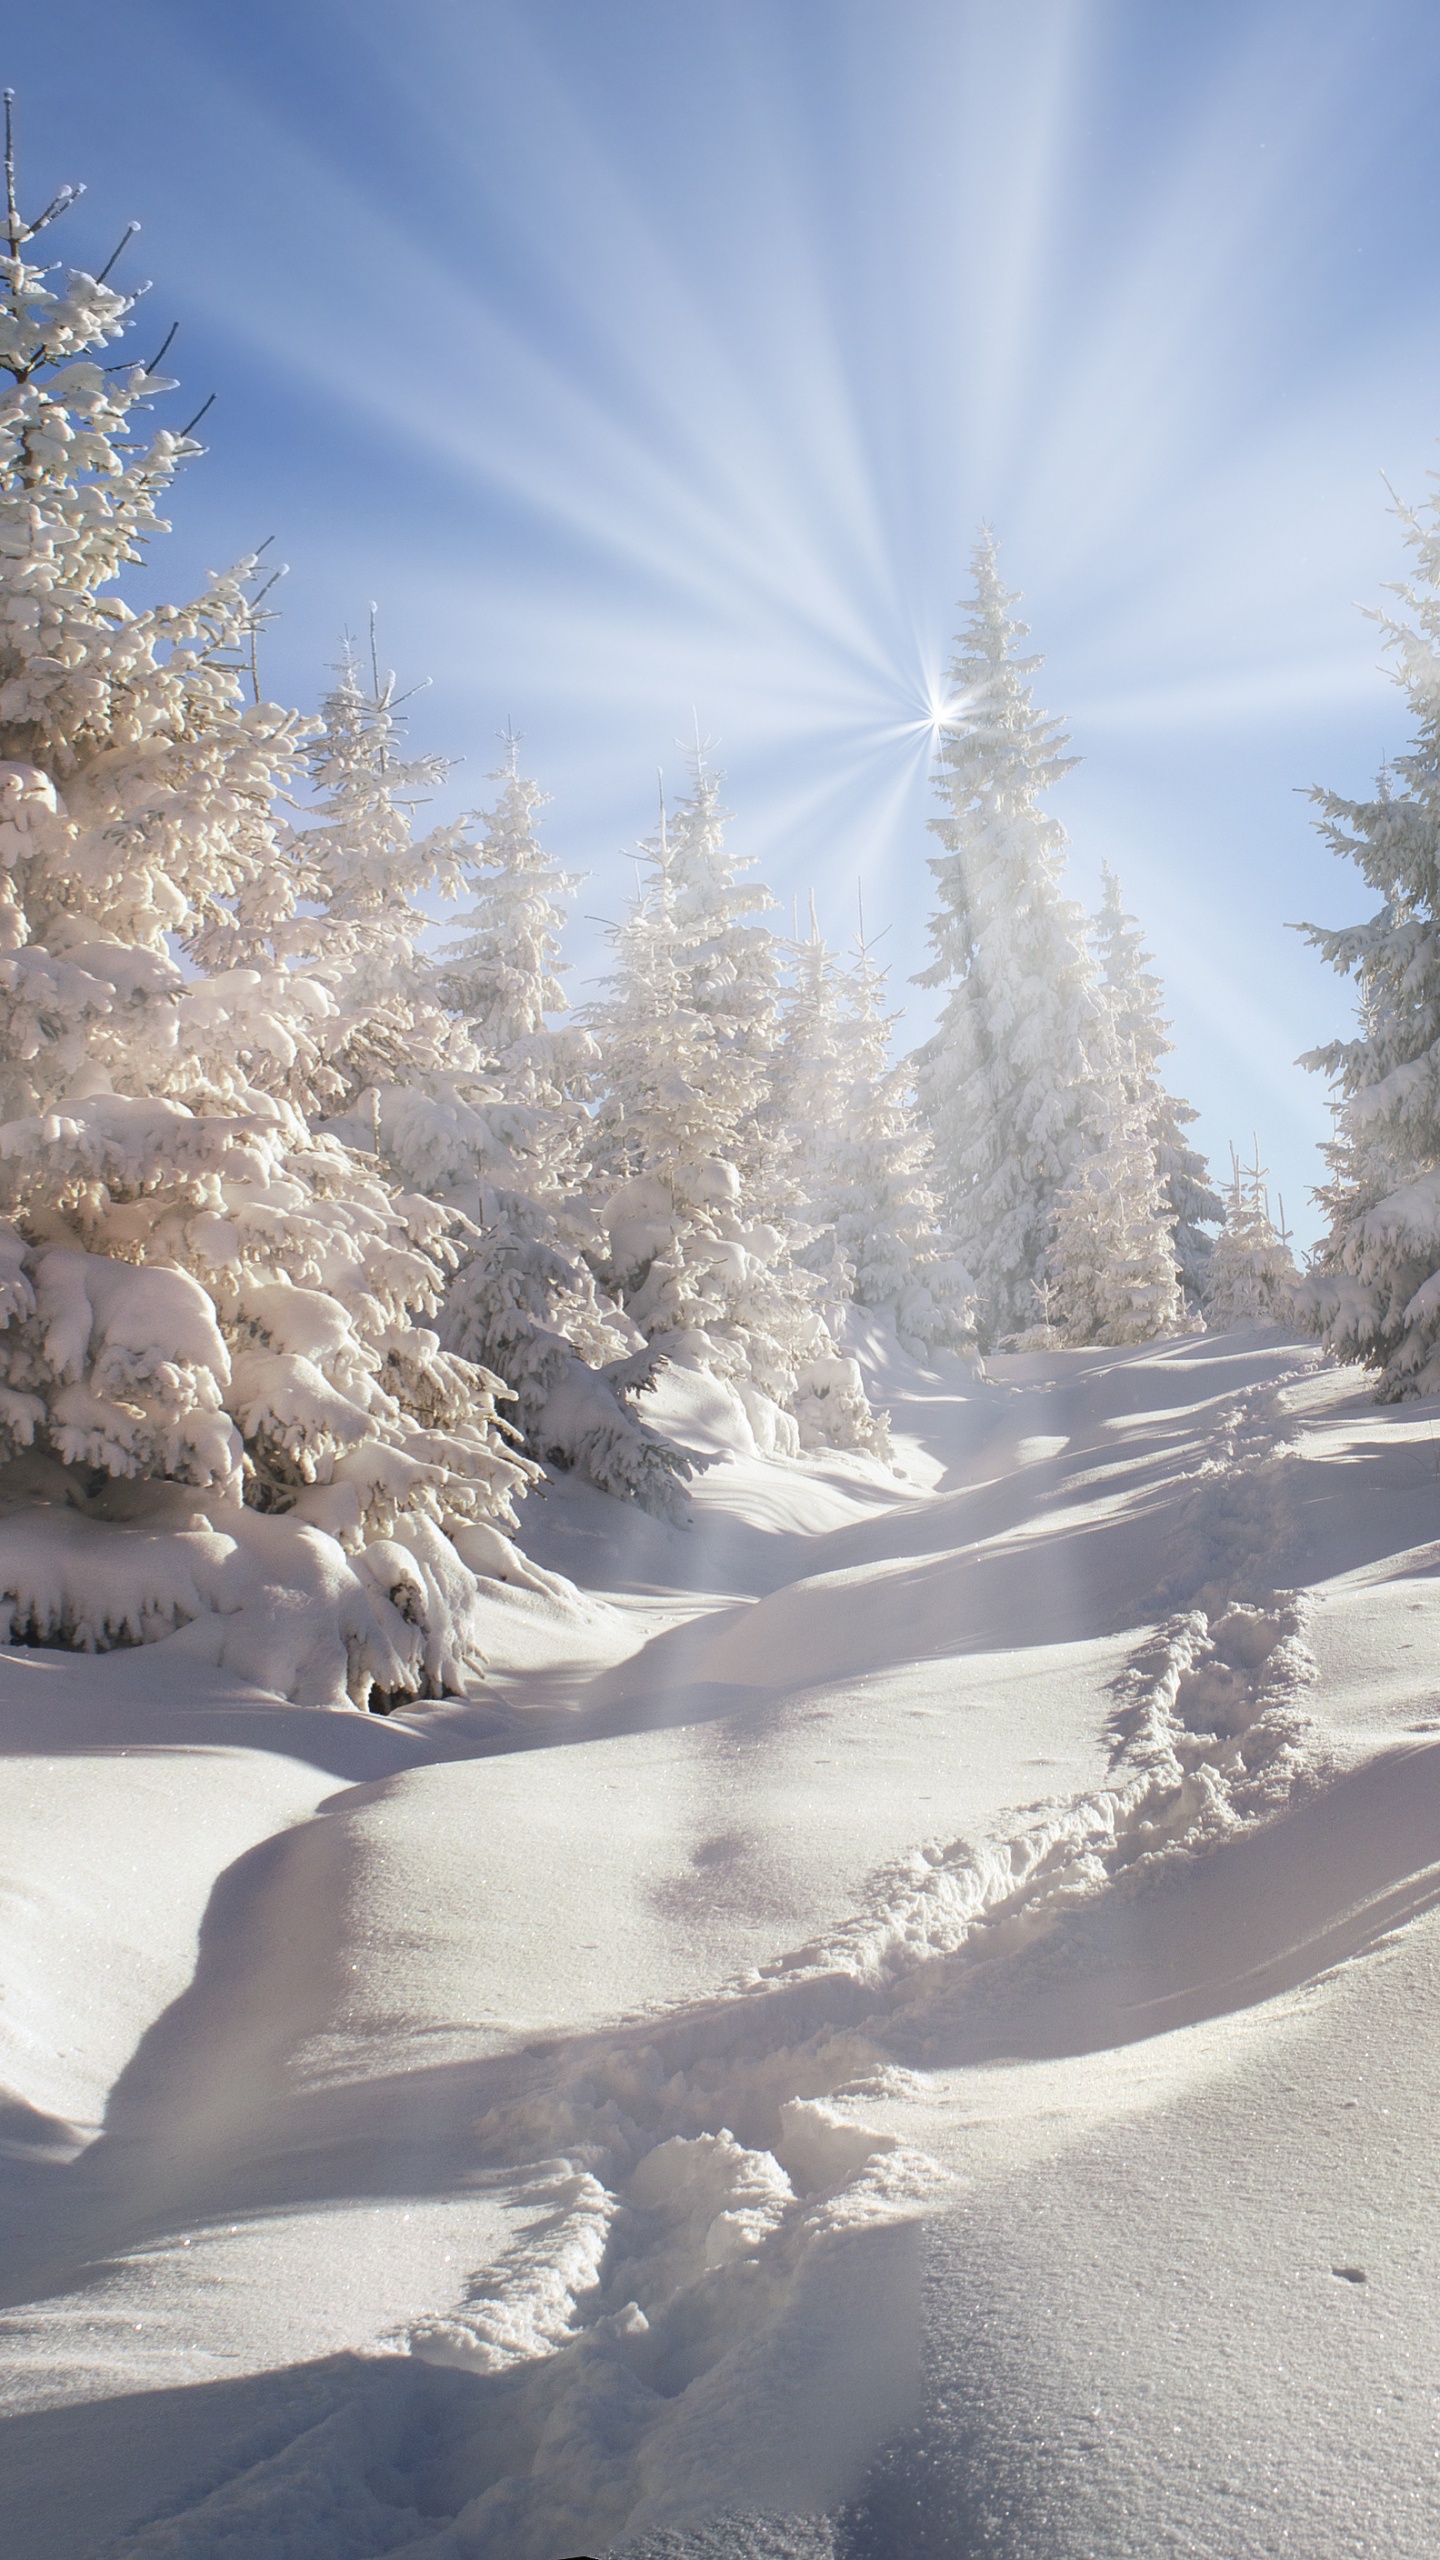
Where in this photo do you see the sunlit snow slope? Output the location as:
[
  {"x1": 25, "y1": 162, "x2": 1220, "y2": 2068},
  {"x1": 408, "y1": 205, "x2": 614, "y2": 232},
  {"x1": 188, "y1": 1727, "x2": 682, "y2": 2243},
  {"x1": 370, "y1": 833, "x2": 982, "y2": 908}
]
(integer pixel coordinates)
[{"x1": 3, "y1": 1324, "x2": 1440, "y2": 2559}]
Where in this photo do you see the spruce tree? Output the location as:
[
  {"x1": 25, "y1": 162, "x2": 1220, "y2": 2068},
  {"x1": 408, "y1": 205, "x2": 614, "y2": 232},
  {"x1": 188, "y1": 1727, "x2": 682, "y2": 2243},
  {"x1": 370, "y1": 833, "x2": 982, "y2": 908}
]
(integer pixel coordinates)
[
  {"x1": 1299, "y1": 480, "x2": 1440, "y2": 1391},
  {"x1": 1203, "y1": 1145, "x2": 1299, "y2": 1329},
  {"x1": 295, "y1": 632, "x2": 471, "y2": 1115},
  {"x1": 913, "y1": 532, "x2": 1103, "y2": 1346},
  {"x1": 431, "y1": 738, "x2": 695, "y2": 1519},
  {"x1": 1050, "y1": 1091, "x2": 1186, "y2": 1345},
  {"x1": 0, "y1": 129, "x2": 536, "y2": 1702},
  {"x1": 660, "y1": 744, "x2": 791, "y2": 1222},
  {"x1": 588, "y1": 792, "x2": 886, "y2": 1456},
  {"x1": 1089, "y1": 865, "x2": 1220, "y2": 1304},
  {"x1": 296, "y1": 699, "x2": 693, "y2": 1522},
  {"x1": 778, "y1": 908, "x2": 975, "y2": 1360},
  {"x1": 666, "y1": 747, "x2": 781, "y2": 1066}
]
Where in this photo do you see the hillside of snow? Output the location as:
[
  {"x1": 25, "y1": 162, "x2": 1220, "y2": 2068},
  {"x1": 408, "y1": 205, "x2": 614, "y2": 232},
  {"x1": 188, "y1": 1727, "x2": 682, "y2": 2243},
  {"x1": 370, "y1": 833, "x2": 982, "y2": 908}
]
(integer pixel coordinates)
[{"x1": 3, "y1": 1319, "x2": 1440, "y2": 2558}]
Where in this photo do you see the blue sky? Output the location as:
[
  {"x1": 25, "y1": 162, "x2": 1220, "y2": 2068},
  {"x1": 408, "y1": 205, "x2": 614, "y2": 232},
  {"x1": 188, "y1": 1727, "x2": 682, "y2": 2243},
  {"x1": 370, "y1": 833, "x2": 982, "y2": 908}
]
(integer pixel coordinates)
[{"x1": 12, "y1": 0, "x2": 1440, "y2": 1240}]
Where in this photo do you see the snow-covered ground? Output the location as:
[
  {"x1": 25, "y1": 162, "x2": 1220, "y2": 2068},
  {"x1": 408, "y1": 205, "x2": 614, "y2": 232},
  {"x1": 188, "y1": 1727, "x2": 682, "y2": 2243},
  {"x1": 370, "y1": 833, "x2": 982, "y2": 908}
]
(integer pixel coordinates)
[{"x1": 4, "y1": 1322, "x2": 1440, "y2": 2559}]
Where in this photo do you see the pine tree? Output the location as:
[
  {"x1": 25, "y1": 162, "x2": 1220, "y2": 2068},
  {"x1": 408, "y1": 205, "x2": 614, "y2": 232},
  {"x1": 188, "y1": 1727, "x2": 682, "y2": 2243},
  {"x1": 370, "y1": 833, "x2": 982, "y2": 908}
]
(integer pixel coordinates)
[
  {"x1": 1203, "y1": 1145, "x2": 1299, "y2": 1328},
  {"x1": 1050, "y1": 1091, "x2": 1186, "y2": 1345},
  {"x1": 436, "y1": 727, "x2": 581, "y2": 1076},
  {"x1": 430, "y1": 737, "x2": 695, "y2": 1521},
  {"x1": 0, "y1": 129, "x2": 537, "y2": 1704},
  {"x1": 773, "y1": 913, "x2": 855, "y2": 1343},
  {"x1": 778, "y1": 906, "x2": 975, "y2": 1360},
  {"x1": 295, "y1": 629, "x2": 471, "y2": 1115},
  {"x1": 664, "y1": 743, "x2": 783, "y2": 1189},
  {"x1": 1299, "y1": 480, "x2": 1440, "y2": 1392},
  {"x1": 1089, "y1": 865, "x2": 1221, "y2": 1303},
  {"x1": 588, "y1": 793, "x2": 886, "y2": 1457},
  {"x1": 913, "y1": 532, "x2": 1104, "y2": 1346}
]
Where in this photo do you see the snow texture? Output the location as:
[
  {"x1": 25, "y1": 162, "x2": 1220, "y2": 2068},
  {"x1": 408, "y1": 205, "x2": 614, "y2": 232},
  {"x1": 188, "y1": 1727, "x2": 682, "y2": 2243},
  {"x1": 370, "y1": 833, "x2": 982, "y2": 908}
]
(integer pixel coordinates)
[{"x1": 7, "y1": 1318, "x2": 1440, "y2": 2558}]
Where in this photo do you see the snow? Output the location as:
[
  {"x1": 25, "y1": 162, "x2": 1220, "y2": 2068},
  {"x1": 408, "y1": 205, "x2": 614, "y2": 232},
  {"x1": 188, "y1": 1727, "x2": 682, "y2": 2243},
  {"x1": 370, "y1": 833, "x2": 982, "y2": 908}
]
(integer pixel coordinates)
[{"x1": 6, "y1": 1320, "x2": 1440, "y2": 2556}]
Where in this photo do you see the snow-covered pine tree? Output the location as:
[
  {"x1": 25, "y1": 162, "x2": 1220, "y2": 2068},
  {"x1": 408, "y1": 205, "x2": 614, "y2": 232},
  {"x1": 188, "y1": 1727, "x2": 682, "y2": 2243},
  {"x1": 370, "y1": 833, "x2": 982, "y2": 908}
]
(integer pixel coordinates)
[
  {"x1": 772, "y1": 912, "x2": 855, "y2": 1344},
  {"x1": 1298, "y1": 480, "x2": 1440, "y2": 1393},
  {"x1": 778, "y1": 904, "x2": 975, "y2": 1360},
  {"x1": 436, "y1": 728, "x2": 577, "y2": 1071},
  {"x1": 1307, "y1": 1039, "x2": 1412, "y2": 1337},
  {"x1": 0, "y1": 129, "x2": 539, "y2": 1705},
  {"x1": 1049, "y1": 1090, "x2": 1186, "y2": 1345},
  {"x1": 913, "y1": 531, "x2": 1105, "y2": 1347},
  {"x1": 1203, "y1": 1144, "x2": 1299, "y2": 1328},
  {"x1": 588, "y1": 789, "x2": 886, "y2": 1457},
  {"x1": 1089, "y1": 864, "x2": 1221, "y2": 1303},
  {"x1": 426, "y1": 734, "x2": 696, "y2": 1520},
  {"x1": 292, "y1": 683, "x2": 691, "y2": 1520},
  {"x1": 295, "y1": 630, "x2": 474, "y2": 1115},
  {"x1": 664, "y1": 742, "x2": 782, "y2": 1180}
]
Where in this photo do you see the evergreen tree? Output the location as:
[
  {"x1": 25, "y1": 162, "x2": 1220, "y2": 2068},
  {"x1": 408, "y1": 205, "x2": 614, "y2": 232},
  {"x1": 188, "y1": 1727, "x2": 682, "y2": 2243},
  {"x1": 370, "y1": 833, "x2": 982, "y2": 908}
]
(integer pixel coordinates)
[
  {"x1": 436, "y1": 726, "x2": 584, "y2": 1080},
  {"x1": 0, "y1": 136, "x2": 536, "y2": 1703},
  {"x1": 1203, "y1": 1145, "x2": 1299, "y2": 1328},
  {"x1": 431, "y1": 738, "x2": 695, "y2": 1520},
  {"x1": 588, "y1": 794, "x2": 886, "y2": 1457},
  {"x1": 666, "y1": 745, "x2": 782, "y2": 1063},
  {"x1": 913, "y1": 532, "x2": 1104, "y2": 1346},
  {"x1": 773, "y1": 913, "x2": 856, "y2": 1342},
  {"x1": 778, "y1": 906, "x2": 975, "y2": 1360},
  {"x1": 1089, "y1": 865, "x2": 1221, "y2": 1303},
  {"x1": 299, "y1": 703, "x2": 694, "y2": 1523},
  {"x1": 295, "y1": 631, "x2": 470, "y2": 1114},
  {"x1": 1299, "y1": 481, "x2": 1440, "y2": 1391},
  {"x1": 667, "y1": 745, "x2": 786, "y2": 1170},
  {"x1": 1050, "y1": 1091, "x2": 1186, "y2": 1345}
]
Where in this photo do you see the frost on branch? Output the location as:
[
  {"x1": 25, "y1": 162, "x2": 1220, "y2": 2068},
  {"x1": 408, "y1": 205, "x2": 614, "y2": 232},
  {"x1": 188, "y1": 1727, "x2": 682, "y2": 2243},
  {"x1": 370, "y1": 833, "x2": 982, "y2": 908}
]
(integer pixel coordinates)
[{"x1": 0, "y1": 1095, "x2": 540, "y2": 1700}]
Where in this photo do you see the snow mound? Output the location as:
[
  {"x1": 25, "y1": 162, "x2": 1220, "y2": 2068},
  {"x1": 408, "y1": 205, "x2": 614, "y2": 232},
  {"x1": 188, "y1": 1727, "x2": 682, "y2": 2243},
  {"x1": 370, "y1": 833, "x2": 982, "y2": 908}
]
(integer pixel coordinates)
[
  {"x1": 0, "y1": 1497, "x2": 481, "y2": 1708},
  {"x1": 0, "y1": 1504, "x2": 407, "y2": 1705}
]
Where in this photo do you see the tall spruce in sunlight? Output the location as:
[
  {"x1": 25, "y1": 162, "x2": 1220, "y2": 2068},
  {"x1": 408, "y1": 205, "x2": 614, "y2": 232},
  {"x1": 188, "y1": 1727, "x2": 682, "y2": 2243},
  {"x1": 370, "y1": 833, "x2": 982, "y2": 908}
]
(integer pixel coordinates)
[
  {"x1": 0, "y1": 140, "x2": 544, "y2": 1703},
  {"x1": 1089, "y1": 865, "x2": 1220, "y2": 1304},
  {"x1": 588, "y1": 793, "x2": 886, "y2": 1456},
  {"x1": 913, "y1": 533, "x2": 1103, "y2": 1346},
  {"x1": 778, "y1": 909, "x2": 975, "y2": 1360},
  {"x1": 1299, "y1": 481, "x2": 1440, "y2": 1391}
]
